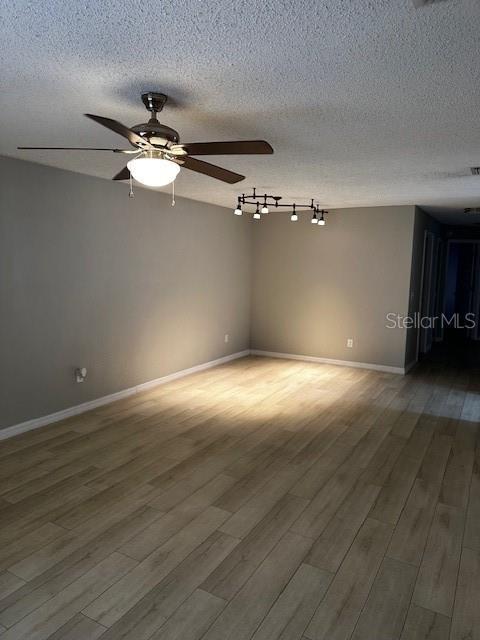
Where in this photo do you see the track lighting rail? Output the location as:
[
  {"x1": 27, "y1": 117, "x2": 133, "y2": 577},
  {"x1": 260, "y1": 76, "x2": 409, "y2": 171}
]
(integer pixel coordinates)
[{"x1": 234, "y1": 187, "x2": 328, "y2": 225}]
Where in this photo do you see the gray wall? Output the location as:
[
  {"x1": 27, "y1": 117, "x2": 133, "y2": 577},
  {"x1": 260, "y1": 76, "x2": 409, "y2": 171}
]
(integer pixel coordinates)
[
  {"x1": 0, "y1": 156, "x2": 424, "y2": 430},
  {"x1": 0, "y1": 156, "x2": 252, "y2": 429},
  {"x1": 250, "y1": 206, "x2": 416, "y2": 369},
  {"x1": 404, "y1": 206, "x2": 442, "y2": 367}
]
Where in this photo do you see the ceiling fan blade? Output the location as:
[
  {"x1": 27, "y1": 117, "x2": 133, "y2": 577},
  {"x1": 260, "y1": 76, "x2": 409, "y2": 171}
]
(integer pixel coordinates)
[
  {"x1": 17, "y1": 146, "x2": 133, "y2": 152},
  {"x1": 112, "y1": 166, "x2": 131, "y2": 181},
  {"x1": 84, "y1": 114, "x2": 152, "y2": 149},
  {"x1": 172, "y1": 140, "x2": 273, "y2": 156},
  {"x1": 177, "y1": 157, "x2": 244, "y2": 183}
]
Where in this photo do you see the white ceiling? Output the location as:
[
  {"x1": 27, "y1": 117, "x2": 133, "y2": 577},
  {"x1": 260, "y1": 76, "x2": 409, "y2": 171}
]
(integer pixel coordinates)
[{"x1": 2, "y1": 0, "x2": 480, "y2": 225}]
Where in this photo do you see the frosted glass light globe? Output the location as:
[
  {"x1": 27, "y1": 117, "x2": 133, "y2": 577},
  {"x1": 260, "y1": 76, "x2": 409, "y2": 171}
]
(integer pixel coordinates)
[{"x1": 127, "y1": 156, "x2": 180, "y2": 187}]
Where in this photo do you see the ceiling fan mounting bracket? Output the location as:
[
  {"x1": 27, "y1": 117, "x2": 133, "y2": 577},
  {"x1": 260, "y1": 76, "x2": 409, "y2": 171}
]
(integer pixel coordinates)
[{"x1": 141, "y1": 92, "x2": 168, "y2": 115}]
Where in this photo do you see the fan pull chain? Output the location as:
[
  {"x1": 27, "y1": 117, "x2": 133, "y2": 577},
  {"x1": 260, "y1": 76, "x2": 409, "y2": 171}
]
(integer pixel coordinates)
[
  {"x1": 171, "y1": 180, "x2": 176, "y2": 207},
  {"x1": 128, "y1": 173, "x2": 134, "y2": 198}
]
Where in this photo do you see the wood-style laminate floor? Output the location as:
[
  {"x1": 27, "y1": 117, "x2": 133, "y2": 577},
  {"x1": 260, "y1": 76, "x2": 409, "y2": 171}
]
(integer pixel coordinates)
[{"x1": 0, "y1": 353, "x2": 479, "y2": 640}]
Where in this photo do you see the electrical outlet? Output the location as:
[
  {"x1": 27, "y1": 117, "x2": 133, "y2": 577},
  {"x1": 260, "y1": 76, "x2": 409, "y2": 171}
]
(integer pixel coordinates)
[
  {"x1": 224, "y1": 334, "x2": 229, "y2": 343},
  {"x1": 347, "y1": 338, "x2": 354, "y2": 348},
  {"x1": 75, "y1": 367, "x2": 87, "y2": 383}
]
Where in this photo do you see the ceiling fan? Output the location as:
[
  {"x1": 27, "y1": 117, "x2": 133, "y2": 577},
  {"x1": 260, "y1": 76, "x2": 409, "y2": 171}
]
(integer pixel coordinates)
[{"x1": 18, "y1": 92, "x2": 274, "y2": 186}]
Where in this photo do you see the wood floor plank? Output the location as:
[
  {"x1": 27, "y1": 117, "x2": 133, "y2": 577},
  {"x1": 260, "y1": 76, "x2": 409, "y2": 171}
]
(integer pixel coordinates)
[
  {"x1": 289, "y1": 443, "x2": 353, "y2": 501},
  {"x1": 120, "y1": 473, "x2": 235, "y2": 561},
  {"x1": 0, "y1": 480, "x2": 97, "y2": 546},
  {"x1": 0, "y1": 523, "x2": 66, "y2": 571},
  {"x1": 0, "y1": 574, "x2": 24, "y2": 602},
  {"x1": 0, "y1": 502, "x2": 163, "y2": 627},
  {"x1": 386, "y1": 479, "x2": 437, "y2": 566},
  {"x1": 387, "y1": 435, "x2": 453, "y2": 567},
  {"x1": 201, "y1": 494, "x2": 308, "y2": 601},
  {"x1": 399, "y1": 604, "x2": 450, "y2": 640},
  {"x1": 0, "y1": 427, "x2": 81, "y2": 459},
  {"x1": 360, "y1": 433, "x2": 406, "y2": 486},
  {"x1": 290, "y1": 460, "x2": 363, "y2": 539},
  {"x1": 83, "y1": 506, "x2": 230, "y2": 627},
  {"x1": 214, "y1": 456, "x2": 286, "y2": 513},
  {"x1": 0, "y1": 553, "x2": 136, "y2": 640},
  {"x1": 0, "y1": 453, "x2": 93, "y2": 498},
  {"x1": 304, "y1": 518, "x2": 393, "y2": 640},
  {"x1": 148, "y1": 471, "x2": 236, "y2": 517},
  {"x1": 439, "y1": 444, "x2": 474, "y2": 510},
  {"x1": 45, "y1": 612, "x2": 106, "y2": 640},
  {"x1": 369, "y1": 454, "x2": 423, "y2": 525},
  {"x1": 350, "y1": 557, "x2": 416, "y2": 640},
  {"x1": 2, "y1": 460, "x2": 94, "y2": 504},
  {"x1": 251, "y1": 563, "x2": 332, "y2": 640},
  {"x1": 306, "y1": 481, "x2": 381, "y2": 573},
  {"x1": 98, "y1": 530, "x2": 239, "y2": 640},
  {"x1": 53, "y1": 457, "x2": 176, "y2": 530},
  {"x1": 412, "y1": 503, "x2": 464, "y2": 616},
  {"x1": 463, "y1": 433, "x2": 480, "y2": 551},
  {"x1": 450, "y1": 546, "x2": 480, "y2": 640},
  {"x1": 201, "y1": 531, "x2": 312, "y2": 640},
  {"x1": 8, "y1": 502, "x2": 162, "y2": 582},
  {"x1": 148, "y1": 589, "x2": 225, "y2": 640},
  {"x1": 219, "y1": 464, "x2": 307, "y2": 539},
  {"x1": 0, "y1": 448, "x2": 54, "y2": 481}
]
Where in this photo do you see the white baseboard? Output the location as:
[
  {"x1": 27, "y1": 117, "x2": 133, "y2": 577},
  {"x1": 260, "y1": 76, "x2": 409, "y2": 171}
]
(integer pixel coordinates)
[
  {"x1": 250, "y1": 350, "x2": 406, "y2": 375},
  {"x1": 1, "y1": 347, "x2": 407, "y2": 441},
  {"x1": 0, "y1": 350, "x2": 250, "y2": 441}
]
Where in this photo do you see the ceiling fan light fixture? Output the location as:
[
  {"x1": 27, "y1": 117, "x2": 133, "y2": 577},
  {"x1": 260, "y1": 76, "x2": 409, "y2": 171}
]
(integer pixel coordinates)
[{"x1": 127, "y1": 153, "x2": 180, "y2": 187}]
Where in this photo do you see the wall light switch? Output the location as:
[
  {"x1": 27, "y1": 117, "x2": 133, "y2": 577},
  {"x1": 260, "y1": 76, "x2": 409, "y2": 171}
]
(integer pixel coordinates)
[
  {"x1": 224, "y1": 334, "x2": 229, "y2": 343},
  {"x1": 347, "y1": 338, "x2": 354, "y2": 348}
]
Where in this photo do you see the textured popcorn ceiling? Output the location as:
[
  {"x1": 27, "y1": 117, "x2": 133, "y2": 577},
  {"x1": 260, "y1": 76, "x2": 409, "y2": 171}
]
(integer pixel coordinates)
[{"x1": 2, "y1": 0, "x2": 480, "y2": 224}]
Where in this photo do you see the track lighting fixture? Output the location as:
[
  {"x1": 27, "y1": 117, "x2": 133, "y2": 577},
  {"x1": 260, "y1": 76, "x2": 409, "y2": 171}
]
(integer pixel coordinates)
[{"x1": 234, "y1": 188, "x2": 328, "y2": 228}]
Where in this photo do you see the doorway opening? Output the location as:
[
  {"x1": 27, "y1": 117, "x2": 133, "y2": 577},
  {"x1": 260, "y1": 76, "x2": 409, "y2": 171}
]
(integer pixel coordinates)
[{"x1": 443, "y1": 240, "x2": 480, "y2": 345}]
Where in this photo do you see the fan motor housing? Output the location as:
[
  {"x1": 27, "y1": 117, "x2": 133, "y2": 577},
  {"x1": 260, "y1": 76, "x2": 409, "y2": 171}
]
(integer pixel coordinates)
[{"x1": 131, "y1": 121, "x2": 180, "y2": 147}]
